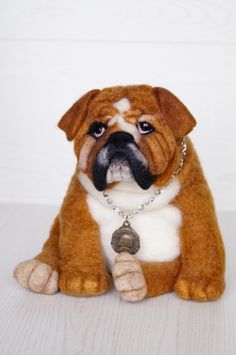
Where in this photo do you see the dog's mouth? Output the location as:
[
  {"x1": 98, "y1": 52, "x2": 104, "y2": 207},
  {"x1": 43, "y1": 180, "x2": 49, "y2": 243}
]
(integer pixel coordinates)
[
  {"x1": 106, "y1": 157, "x2": 133, "y2": 184},
  {"x1": 92, "y1": 143, "x2": 155, "y2": 191}
]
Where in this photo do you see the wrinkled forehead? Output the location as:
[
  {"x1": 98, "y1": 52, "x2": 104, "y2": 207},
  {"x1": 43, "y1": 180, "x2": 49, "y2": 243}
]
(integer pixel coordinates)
[{"x1": 87, "y1": 86, "x2": 161, "y2": 120}]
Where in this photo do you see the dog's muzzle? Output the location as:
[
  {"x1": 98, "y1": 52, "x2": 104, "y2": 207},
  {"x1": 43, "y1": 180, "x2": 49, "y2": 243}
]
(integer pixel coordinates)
[{"x1": 92, "y1": 132, "x2": 154, "y2": 191}]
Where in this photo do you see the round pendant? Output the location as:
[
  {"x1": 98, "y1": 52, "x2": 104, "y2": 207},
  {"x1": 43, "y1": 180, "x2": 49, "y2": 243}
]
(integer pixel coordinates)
[{"x1": 111, "y1": 220, "x2": 140, "y2": 254}]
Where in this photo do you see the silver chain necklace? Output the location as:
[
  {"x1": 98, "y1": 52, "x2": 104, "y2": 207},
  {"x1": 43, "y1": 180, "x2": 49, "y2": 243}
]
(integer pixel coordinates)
[{"x1": 102, "y1": 138, "x2": 187, "y2": 255}]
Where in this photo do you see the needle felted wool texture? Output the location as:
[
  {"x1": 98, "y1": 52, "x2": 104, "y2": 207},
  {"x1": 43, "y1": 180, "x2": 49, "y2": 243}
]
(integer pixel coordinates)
[{"x1": 13, "y1": 85, "x2": 225, "y2": 302}]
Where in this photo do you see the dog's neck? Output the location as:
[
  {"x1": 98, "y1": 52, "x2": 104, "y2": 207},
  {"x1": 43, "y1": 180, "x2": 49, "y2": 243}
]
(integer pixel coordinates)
[{"x1": 78, "y1": 171, "x2": 180, "y2": 212}]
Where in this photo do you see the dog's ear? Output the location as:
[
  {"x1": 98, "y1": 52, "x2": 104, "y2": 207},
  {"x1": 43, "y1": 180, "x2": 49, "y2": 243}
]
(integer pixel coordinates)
[
  {"x1": 154, "y1": 87, "x2": 196, "y2": 138},
  {"x1": 58, "y1": 89, "x2": 100, "y2": 141}
]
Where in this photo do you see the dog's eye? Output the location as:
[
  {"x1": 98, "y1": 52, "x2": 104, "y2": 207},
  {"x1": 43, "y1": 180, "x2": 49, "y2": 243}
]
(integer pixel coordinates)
[
  {"x1": 138, "y1": 121, "x2": 154, "y2": 135},
  {"x1": 88, "y1": 122, "x2": 107, "y2": 139}
]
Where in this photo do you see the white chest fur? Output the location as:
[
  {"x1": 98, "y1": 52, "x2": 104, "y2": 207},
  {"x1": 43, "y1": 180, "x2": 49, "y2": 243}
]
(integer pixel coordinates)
[{"x1": 79, "y1": 173, "x2": 182, "y2": 269}]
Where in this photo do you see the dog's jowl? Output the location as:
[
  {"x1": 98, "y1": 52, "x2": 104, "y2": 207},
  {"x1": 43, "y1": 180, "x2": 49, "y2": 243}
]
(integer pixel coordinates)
[{"x1": 14, "y1": 85, "x2": 225, "y2": 302}]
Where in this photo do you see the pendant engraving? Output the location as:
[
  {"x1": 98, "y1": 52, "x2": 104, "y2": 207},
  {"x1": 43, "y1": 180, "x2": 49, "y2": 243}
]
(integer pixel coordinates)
[{"x1": 111, "y1": 220, "x2": 140, "y2": 254}]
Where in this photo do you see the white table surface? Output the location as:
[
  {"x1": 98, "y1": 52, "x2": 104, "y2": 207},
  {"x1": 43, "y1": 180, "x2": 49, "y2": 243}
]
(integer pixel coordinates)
[{"x1": 0, "y1": 203, "x2": 235, "y2": 355}]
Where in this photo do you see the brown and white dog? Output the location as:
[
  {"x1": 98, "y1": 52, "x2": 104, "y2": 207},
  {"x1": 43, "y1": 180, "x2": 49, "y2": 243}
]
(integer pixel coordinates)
[{"x1": 14, "y1": 85, "x2": 225, "y2": 302}]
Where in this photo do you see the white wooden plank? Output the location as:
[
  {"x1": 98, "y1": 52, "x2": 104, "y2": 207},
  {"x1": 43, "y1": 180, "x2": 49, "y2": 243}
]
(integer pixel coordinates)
[
  {"x1": 0, "y1": 203, "x2": 235, "y2": 355},
  {"x1": 0, "y1": 41, "x2": 235, "y2": 209},
  {"x1": 0, "y1": 0, "x2": 236, "y2": 43}
]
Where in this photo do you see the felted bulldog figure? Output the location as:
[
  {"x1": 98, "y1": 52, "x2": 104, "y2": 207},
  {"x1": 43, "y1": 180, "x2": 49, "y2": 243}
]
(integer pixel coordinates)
[{"x1": 14, "y1": 85, "x2": 225, "y2": 302}]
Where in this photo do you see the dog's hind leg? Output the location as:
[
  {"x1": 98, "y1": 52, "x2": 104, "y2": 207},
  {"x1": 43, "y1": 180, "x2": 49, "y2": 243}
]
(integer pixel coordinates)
[
  {"x1": 13, "y1": 216, "x2": 60, "y2": 294},
  {"x1": 35, "y1": 215, "x2": 60, "y2": 270},
  {"x1": 141, "y1": 258, "x2": 181, "y2": 298}
]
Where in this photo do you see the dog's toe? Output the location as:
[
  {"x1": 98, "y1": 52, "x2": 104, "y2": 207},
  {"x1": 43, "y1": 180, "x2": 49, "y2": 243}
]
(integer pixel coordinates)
[
  {"x1": 29, "y1": 263, "x2": 52, "y2": 293},
  {"x1": 121, "y1": 288, "x2": 147, "y2": 302},
  {"x1": 43, "y1": 271, "x2": 59, "y2": 295},
  {"x1": 14, "y1": 259, "x2": 40, "y2": 289}
]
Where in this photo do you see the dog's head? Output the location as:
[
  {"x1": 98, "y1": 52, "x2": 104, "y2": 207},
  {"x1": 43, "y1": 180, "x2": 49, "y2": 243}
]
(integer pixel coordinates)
[{"x1": 58, "y1": 85, "x2": 196, "y2": 191}]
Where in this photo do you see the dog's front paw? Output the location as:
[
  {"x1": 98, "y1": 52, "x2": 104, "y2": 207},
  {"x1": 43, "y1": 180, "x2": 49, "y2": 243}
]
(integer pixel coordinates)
[
  {"x1": 59, "y1": 269, "x2": 110, "y2": 296},
  {"x1": 13, "y1": 259, "x2": 59, "y2": 295},
  {"x1": 112, "y1": 252, "x2": 147, "y2": 302},
  {"x1": 175, "y1": 275, "x2": 225, "y2": 301}
]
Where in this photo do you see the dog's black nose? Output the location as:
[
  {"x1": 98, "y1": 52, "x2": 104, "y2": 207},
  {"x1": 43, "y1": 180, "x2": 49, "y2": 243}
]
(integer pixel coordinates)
[{"x1": 106, "y1": 131, "x2": 134, "y2": 146}]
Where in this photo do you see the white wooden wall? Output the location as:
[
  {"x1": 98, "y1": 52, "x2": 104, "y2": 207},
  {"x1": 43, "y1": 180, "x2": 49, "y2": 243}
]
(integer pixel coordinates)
[{"x1": 0, "y1": 0, "x2": 235, "y2": 210}]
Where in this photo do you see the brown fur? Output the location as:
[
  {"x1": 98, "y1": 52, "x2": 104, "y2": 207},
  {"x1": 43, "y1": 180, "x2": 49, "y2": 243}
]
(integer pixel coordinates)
[{"x1": 14, "y1": 85, "x2": 225, "y2": 301}]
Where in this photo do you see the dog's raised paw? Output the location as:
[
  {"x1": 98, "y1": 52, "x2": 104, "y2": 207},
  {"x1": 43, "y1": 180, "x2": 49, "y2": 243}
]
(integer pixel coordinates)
[
  {"x1": 112, "y1": 252, "x2": 147, "y2": 302},
  {"x1": 13, "y1": 259, "x2": 59, "y2": 295}
]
